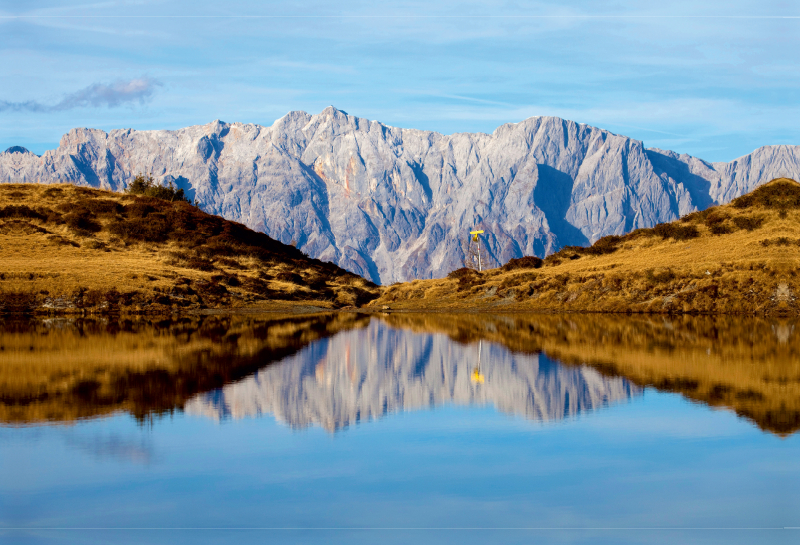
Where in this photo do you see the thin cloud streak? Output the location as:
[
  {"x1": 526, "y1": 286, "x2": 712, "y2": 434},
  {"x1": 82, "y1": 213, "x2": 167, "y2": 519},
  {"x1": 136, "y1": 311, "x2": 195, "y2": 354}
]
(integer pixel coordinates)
[{"x1": 0, "y1": 77, "x2": 161, "y2": 112}]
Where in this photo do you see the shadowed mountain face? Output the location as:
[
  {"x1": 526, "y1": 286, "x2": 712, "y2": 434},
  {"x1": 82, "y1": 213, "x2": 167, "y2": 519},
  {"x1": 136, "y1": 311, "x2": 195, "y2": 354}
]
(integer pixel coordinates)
[
  {"x1": 2, "y1": 109, "x2": 799, "y2": 283},
  {"x1": 1, "y1": 313, "x2": 796, "y2": 435},
  {"x1": 184, "y1": 322, "x2": 638, "y2": 430}
]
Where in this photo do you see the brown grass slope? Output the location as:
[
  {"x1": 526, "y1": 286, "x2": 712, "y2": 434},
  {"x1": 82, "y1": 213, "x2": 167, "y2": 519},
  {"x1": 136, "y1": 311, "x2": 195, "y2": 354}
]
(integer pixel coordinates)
[
  {"x1": 370, "y1": 178, "x2": 800, "y2": 315},
  {"x1": 0, "y1": 184, "x2": 379, "y2": 314},
  {"x1": 378, "y1": 313, "x2": 800, "y2": 436}
]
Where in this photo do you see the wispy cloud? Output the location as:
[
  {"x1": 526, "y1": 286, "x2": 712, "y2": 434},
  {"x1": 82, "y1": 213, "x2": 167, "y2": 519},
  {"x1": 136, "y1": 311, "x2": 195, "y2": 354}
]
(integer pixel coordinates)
[{"x1": 0, "y1": 77, "x2": 161, "y2": 112}]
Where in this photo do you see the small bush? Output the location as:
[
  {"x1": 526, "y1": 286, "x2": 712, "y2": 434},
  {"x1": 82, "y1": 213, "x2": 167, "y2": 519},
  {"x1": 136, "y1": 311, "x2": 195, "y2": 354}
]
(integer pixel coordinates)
[
  {"x1": 0, "y1": 205, "x2": 46, "y2": 220},
  {"x1": 732, "y1": 215, "x2": 765, "y2": 231},
  {"x1": 64, "y1": 212, "x2": 102, "y2": 233},
  {"x1": 109, "y1": 216, "x2": 170, "y2": 242},
  {"x1": 501, "y1": 256, "x2": 544, "y2": 271},
  {"x1": 447, "y1": 267, "x2": 480, "y2": 279},
  {"x1": 76, "y1": 198, "x2": 123, "y2": 216},
  {"x1": 681, "y1": 208, "x2": 713, "y2": 223},
  {"x1": 653, "y1": 223, "x2": 700, "y2": 241},
  {"x1": 126, "y1": 174, "x2": 190, "y2": 203},
  {"x1": 708, "y1": 223, "x2": 733, "y2": 235},
  {"x1": 645, "y1": 268, "x2": 676, "y2": 284},
  {"x1": 275, "y1": 271, "x2": 303, "y2": 284}
]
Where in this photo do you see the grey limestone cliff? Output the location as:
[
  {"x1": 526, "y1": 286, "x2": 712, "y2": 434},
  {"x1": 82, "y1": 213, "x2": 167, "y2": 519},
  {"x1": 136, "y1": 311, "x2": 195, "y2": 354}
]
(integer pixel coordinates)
[
  {"x1": 3, "y1": 107, "x2": 799, "y2": 283},
  {"x1": 184, "y1": 320, "x2": 641, "y2": 430}
]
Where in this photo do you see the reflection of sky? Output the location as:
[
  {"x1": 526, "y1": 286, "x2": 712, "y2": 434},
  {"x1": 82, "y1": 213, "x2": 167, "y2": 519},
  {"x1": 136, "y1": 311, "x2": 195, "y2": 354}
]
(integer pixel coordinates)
[
  {"x1": 1, "y1": 392, "x2": 797, "y2": 545},
  {"x1": 3, "y1": 2, "x2": 800, "y2": 161}
]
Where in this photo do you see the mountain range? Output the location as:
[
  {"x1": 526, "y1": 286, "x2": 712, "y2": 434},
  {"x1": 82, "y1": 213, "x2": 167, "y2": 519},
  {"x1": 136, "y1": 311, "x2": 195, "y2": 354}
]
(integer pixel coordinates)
[
  {"x1": 3, "y1": 107, "x2": 799, "y2": 283},
  {"x1": 184, "y1": 320, "x2": 640, "y2": 430}
]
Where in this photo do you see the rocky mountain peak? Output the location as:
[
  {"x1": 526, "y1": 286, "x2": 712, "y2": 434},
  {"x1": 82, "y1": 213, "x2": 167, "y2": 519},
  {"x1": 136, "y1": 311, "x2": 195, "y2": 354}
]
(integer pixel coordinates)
[{"x1": 2, "y1": 109, "x2": 797, "y2": 283}]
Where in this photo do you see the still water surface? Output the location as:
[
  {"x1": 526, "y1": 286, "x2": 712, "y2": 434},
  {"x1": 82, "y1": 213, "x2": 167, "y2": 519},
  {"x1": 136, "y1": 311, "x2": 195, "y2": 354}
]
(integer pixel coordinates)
[{"x1": 1, "y1": 313, "x2": 798, "y2": 544}]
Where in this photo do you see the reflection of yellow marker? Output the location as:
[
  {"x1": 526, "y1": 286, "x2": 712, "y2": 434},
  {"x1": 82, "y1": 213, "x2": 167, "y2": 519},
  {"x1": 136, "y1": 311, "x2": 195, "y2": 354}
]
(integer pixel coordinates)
[{"x1": 471, "y1": 340, "x2": 484, "y2": 383}]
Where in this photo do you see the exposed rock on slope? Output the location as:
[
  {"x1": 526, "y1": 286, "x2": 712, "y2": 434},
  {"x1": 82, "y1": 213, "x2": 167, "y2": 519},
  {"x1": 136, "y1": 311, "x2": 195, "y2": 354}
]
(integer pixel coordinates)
[
  {"x1": 3, "y1": 109, "x2": 800, "y2": 283},
  {"x1": 185, "y1": 320, "x2": 639, "y2": 430}
]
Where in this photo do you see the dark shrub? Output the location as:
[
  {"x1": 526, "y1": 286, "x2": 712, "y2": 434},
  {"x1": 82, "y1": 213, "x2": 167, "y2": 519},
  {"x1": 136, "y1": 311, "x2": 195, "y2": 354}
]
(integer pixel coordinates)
[
  {"x1": 502, "y1": 256, "x2": 544, "y2": 271},
  {"x1": 681, "y1": 208, "x2": 713, "y2": 223},
  {"x1": 109, "y1": 215, "x2": 170, "y2": 242},
  {"x1": 733, "y1": 215, "x2": 765, "y2": 231},
  {"x1": 126, "y1": 173, "x2": 190, "y2": 203},
  {"x1": 77, "y1": 198, "x2": 123, "y2": 216},
  {"x1": 448, "y1": 267, "x2": 480, "y2": 279},
  {"x1": 64, "y1": 212, "x2": 102, "y2": 233},
  {"x1": 653, "y1": 223, "x2": 700, "y2": 241},
  {"x1": 0, "y1": 205, "x2": 46, "y2": 220},
  {"x1": 275, "y1": 271, "x2": 303, "y2": 284},
  {"x1": 645, "y1": 268, "x2": 676, "y2": 284},
  {"x1": 590, "y1": 234, "x2": 624, "y2": 254},
  {"x1": 708, "y1": 223, "x2": 733, "y2": 235},
  {"x1": 124, "y1": 202, "x2": 157, "y2": 218},
  {"x1": 184, "y1": 258, "x2": 216, "y2": 272}
]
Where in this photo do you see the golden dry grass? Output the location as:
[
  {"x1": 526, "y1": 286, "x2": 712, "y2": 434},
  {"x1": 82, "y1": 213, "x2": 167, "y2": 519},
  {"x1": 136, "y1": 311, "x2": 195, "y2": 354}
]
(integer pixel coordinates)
[
  {"x1": 369, "y1": 178, "x2": 800, "y2": 315},
  {"x1": 0, "y1": 183, "x2": 379, "y2": 313}
]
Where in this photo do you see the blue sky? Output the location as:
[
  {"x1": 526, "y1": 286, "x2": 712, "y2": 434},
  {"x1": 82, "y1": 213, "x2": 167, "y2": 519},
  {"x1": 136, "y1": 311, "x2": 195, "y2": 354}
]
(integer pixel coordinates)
[{"x1": 1, "y1": 1, "x2": 799, "y2": 162}]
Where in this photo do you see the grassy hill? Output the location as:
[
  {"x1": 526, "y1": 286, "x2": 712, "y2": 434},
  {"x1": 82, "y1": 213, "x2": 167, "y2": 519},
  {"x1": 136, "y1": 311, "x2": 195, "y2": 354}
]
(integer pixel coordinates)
[
  {"x1": 0, "y1": 183, "x2": 378, "y2": 314},
  {"x1": 370, "y1": 178, "x2": 800, "y2": 315}
]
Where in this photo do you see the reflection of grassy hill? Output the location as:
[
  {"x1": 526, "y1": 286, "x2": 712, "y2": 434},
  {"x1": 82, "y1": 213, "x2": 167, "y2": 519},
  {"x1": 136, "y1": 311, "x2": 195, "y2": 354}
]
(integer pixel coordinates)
[
  {"x1": 379, "y1": 313, "x2": 800, "y2": 435},
  {"x1": 0, "y1": 183, "x2": 378, "y2": 313},
  {"x1": 0, "y1": 313, "x2": 369, "y2": 423},
  {"x1": 371, "y1": 179, "x2": 800, "y2": 315}
]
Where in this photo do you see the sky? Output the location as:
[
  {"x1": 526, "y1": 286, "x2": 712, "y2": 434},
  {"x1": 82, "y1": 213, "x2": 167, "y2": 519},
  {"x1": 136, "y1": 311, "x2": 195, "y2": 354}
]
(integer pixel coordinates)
[{"x1": 1, "y1": 1, "x2": 800, "y2": 162}]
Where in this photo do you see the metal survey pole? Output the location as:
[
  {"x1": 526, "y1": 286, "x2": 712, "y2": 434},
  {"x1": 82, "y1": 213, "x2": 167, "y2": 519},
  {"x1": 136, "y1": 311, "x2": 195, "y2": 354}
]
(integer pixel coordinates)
[{"x1": 470, "y1": 229, "x2": 484, "y2": 271}]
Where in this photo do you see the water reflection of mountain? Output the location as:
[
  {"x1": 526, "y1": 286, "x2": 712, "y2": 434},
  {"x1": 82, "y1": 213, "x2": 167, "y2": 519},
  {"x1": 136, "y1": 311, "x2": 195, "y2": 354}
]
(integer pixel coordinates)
[
  {"x1": 380, "y1": 314, "x2": 800, "y2": 436},
  {"x1": 2, "y1": 313, "x2": 797, "y2": 435},
  {"x1": 185, "y1": 322, "x2": 640, "y2": 430}
]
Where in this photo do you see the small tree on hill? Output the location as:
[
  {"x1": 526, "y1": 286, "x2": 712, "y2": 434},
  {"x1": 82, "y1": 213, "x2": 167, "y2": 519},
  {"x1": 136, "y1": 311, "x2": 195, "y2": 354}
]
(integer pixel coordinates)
[{"x1": 126, "y1": 173, "x2": 191, "y2": 203}]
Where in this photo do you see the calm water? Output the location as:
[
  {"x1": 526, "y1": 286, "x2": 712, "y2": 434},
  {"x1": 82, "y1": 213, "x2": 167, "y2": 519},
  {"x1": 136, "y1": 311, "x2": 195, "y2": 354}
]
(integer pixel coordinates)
[{"x1": 1, "y1": 313, "x2": 798, "y2": 544}]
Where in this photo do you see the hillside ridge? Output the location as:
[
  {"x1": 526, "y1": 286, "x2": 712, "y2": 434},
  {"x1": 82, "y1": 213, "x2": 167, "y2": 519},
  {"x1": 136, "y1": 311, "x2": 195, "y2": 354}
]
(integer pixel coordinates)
[
  {"x1": 4, "y1": 108, "x2": 800, "y2": 283},
  {"x1": 0, "y1": 183, "x2": 378, "y2": 314},
  {"x1": 369, "y1": 178, "x2": 800, "y2": 316}
]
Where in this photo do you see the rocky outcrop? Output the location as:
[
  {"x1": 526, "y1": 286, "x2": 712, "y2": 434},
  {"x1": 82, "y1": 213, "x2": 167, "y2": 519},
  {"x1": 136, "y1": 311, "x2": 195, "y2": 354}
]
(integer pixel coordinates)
[
  {"x1": 3, "y1": 108, "x2": 799, "y2": 283},
  {"x1": 184, "y1": 321, "x2": 641, "y2": 430}
]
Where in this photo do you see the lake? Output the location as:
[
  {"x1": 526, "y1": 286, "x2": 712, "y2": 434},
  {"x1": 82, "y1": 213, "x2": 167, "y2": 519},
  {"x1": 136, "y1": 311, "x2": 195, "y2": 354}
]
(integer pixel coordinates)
[{"x1": 1, "y1": 313, "x2": 798, "y2": 544}]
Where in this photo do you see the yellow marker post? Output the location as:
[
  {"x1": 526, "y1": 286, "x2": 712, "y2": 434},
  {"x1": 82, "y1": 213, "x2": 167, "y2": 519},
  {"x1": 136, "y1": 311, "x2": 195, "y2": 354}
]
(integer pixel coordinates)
[{"x1": 469, "y1": 230, "x2": 484, "y2": 270}]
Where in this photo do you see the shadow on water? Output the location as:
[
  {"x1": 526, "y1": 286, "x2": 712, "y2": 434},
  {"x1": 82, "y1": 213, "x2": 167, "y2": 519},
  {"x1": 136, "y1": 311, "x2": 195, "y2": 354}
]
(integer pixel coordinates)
[{"x1": 0, "y1": 313, "x2": 798, "y2": 435}]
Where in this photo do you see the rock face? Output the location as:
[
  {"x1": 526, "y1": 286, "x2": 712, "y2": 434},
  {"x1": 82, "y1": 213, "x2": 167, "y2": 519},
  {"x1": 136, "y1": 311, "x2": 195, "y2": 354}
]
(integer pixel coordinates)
[
  {"x1": 3, "y1": 108, "x2": 799, "y2": 283},
  {"x1": 184, "y1": 320, "x2": 641, "y2": 431}
]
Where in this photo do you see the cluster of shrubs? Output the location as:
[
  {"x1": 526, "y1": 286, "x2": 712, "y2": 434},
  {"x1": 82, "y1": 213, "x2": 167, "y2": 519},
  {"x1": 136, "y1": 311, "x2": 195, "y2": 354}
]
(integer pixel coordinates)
[
  {"x1": 731, "y1": 179, "x2": 800, "y2": 210},
  {"x1": 126, "y1": 174, "x2": 191, "y2": 203}
]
